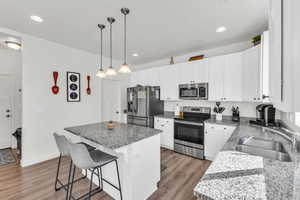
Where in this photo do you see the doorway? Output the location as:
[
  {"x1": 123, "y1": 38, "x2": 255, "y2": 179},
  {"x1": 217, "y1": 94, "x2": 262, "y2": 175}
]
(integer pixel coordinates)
[
  {"x1": 0, "y1": 75, "x2": 12, "y2": 149},
  {"x1": 101, "y1": 79, "x2": 121, "y2": 122},
  {"x1": 0, "y1": 34, "x2": 23, "y2": 165}
]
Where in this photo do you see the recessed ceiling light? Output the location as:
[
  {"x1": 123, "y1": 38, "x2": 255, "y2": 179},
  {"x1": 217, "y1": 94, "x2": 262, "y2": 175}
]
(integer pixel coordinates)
[
  {"x1": 5, "y1": 40, "x2": 22, "y2": 50},
  {"x1": 30, "y1": 15, "x2": 43, "y2": 23},
  {"x1": 132, "y1": 53, "x2": 139, "y2": 57},
  {"x1": 216, "y1": 26, "x2": 227, "y2": 33}
]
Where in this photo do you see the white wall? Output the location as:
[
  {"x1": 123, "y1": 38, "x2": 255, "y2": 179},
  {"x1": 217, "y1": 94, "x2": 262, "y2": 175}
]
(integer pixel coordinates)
[
  {"x1": 0, "y1": 27, "x2": 124, "y2": 167},
  {"x1": 21, "y1": 35, "x2": 104, "y2": 166},
  {"x1": 135, "y1": 41, "x2": 252, "y2": 70},
  {"x1": 0, "y1": 48, "x2": 22, "y2": 147}
]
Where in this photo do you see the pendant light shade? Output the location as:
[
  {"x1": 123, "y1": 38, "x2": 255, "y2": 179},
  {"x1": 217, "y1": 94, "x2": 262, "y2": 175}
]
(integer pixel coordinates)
[
  {"x1": 96, "y1": 69, "x2": 106, "y2": 78},
  {"x1": 119, "y1": 63, "x2": 131, "y2": 73},
  {"x1": 119, "y1": 8, "x2": 131, "y2": 73},
  {"x1": 106, "y1": 67, "x2": 117, "y2": 76},
  {"x1": 96, "y1": 24, "x2": 106, "y2": 78},
  {"x1": 106, "y1": 17, "x2": 117, "y2": 76}
]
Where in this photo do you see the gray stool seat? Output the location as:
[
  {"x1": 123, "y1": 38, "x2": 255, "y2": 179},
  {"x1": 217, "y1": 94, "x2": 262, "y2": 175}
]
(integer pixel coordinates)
[
  {"x1": 53, "y1": 133, "x2": 96, "y2": 200},
  {"x1": 68, "y1": 143, "x2": 122, "y2": 200},
  {"x1": 90, "y1": 150, "x2": 117, "y2": 166},
  {"x1": 77, "y1": 142, "x2": 95, "y2": 152}
]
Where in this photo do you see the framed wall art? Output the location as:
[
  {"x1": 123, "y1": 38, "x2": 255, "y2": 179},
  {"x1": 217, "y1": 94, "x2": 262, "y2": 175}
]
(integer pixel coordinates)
[{"x1": 66, "y1": 72, "x2": 81, "y2": 102}]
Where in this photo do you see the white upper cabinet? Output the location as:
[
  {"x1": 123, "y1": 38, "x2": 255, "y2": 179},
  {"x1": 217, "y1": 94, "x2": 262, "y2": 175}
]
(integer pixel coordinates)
[
  {"x1": 224, "y1": 52, "x2": 243, "y2": 102},
  {"x1": 179, "y1": 59, "x2": 209, "y2": 84},
  {"x1": 159, "y1": 64, "x2": 180, "y2": 101},
  {"x1": 269, "y1": 0, "x2": 284, "y2": 109},
  {"x1": 242, "y1": 45, "x2": 262, "y2": 102},
  {"x1": 208, "y1": 55, "x2": 225, "y2": 101},
  {"x1": 130, "y1": 43, "x2": 267, "y2": 103},
  {"x1": 209, "y1": 53, "x2": 243, "y2": 102},
  {"x1": 269, "y1": 0, "x2": 300, "y2": 112}
]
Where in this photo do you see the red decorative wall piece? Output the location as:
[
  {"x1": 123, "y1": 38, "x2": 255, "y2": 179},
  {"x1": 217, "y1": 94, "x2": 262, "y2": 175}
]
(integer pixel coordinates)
[
  {"x1": 86, "y1": 75, "x2": 91, "y2": 95},
  {"x1": 51, "y1": 71, "x2": 59, "y2": 94}
]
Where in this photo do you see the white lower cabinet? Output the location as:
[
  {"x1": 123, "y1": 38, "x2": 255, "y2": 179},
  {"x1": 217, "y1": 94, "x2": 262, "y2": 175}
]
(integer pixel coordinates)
[
  {"x1": 154, "y1": 117, "x2": 174, "y2": 150},
  {"x1": 204, "y1": 123, "x2": 236, "y2": 161}
]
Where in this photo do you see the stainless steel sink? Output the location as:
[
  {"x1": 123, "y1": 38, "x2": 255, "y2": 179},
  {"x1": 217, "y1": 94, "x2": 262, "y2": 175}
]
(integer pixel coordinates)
[
  {"x1": 237, "y1": 136, "x2": 287, "y2": 153},
  {"x1": 236, "y1": 136, "x2": 292, "y2": 162}
]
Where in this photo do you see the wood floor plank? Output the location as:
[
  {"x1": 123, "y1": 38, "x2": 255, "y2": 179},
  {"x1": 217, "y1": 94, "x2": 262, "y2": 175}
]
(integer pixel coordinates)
[{"x1": 0, "y1": 148, "x2": 211, "y2": 200}]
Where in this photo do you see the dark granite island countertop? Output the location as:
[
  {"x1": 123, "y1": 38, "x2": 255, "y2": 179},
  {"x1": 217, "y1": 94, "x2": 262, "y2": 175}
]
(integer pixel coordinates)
[{"x1": 65, "y1": 121, "x2": 162, "y2": 149}]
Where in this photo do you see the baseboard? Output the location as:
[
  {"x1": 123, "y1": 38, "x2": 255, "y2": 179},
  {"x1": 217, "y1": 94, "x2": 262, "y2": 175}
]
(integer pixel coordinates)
[{"x1": 21, "y1": 152, "x2": 59, "y2": 167}]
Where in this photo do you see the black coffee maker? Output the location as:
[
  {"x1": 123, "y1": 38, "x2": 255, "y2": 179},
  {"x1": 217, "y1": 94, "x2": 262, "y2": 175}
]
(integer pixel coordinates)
[{"x1": 250, "y1": 104, "x2": 276, "y2": 127}]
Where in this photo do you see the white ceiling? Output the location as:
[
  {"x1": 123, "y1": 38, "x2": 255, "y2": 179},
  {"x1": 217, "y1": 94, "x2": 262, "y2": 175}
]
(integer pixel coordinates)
[{"x1": 0, "y1": 0, "x2": 268, "y2": 65}]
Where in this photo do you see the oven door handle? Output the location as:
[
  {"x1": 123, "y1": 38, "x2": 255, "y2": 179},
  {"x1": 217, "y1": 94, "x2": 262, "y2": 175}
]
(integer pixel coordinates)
[{"x1": 174, "y1": 120, "x2": 204, "y2": 126}]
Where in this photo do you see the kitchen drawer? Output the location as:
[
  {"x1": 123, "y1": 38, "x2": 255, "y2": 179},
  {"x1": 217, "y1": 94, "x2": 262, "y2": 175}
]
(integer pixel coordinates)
[{"x1": 154, "y1": 117, "x2": 173, "y2": 124}]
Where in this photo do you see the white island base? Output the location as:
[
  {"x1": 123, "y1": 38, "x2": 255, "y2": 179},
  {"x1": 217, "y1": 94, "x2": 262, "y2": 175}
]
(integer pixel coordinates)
[{"x1": 71, "y1": 134, "x2": 160, "y2": 200}]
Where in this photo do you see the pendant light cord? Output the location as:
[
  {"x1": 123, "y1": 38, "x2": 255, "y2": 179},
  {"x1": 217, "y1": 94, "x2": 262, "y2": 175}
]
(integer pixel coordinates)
[
  {"x1": 124, "y1": 14, "x2": 127, "y2": 64},
  {"x1": 110, "y1": 21, "x2": 113, "y2": 67},
  {"x1": 100, "y1": 28, "x2": 103, "y2": 70}
]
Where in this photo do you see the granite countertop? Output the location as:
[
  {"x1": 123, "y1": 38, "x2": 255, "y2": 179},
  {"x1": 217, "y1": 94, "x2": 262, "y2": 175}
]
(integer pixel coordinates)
[
  {"x1": 155, "y1": 111, "x2": 176, "y2": 119},
  {"x1": 194, "y1": 121, "x2": 295, "y2": 200},
  {"x1": 65, "y1": 121, "x2": 162, "y2": 149}
]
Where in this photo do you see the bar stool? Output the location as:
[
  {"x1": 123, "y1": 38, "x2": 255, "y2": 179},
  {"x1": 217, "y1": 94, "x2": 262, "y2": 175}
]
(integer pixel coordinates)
[
  {"x1": 68, "y1": 142, "x2": 123, "y2": 200},
  {"x1": 53, "y1": 133, "x2": 96, "y2": 200}
]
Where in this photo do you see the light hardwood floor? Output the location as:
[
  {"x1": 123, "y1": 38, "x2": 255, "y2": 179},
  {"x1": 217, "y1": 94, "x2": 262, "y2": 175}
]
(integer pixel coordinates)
[{"x1": 0, "y1": 148, "x2": 211, "y2": 200}]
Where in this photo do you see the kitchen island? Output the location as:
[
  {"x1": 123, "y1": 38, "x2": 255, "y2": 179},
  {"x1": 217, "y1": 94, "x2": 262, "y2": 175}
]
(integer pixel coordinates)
[{"x1": 65, "y1": 121, "x2": 162, "y2": 200}]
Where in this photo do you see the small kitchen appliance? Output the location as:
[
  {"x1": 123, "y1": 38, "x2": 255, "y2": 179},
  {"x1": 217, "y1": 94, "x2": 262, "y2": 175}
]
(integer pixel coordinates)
[
  {"x1": 178, "y1": 83, "x2": 208, "y2": 100},
  {"x1": 250, "y1": 104, "x2": 276, "y2": 127},
  {"x1": 174, "y1": 106, "x2": 211, "y2": 159}
]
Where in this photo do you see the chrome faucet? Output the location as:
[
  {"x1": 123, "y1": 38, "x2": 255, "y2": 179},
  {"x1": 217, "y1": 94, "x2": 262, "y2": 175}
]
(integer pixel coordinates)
[
  {"x1": 262, "y1": 126, "x2": 300, "y2": 153},
  {"x1": 262, "y1": 127, "x2": 295, "y2": 143}
]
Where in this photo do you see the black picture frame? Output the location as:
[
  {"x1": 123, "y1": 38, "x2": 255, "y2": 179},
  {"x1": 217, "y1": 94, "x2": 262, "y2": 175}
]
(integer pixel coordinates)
[{"x1": 66, "y1": 71, "x2": 81, "y2": 102}]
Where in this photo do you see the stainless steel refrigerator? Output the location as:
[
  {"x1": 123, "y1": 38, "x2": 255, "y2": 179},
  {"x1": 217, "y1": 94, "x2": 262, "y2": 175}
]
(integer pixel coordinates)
[{"x1": 127, "y1": 86, "x2": 164, "y2": 127}]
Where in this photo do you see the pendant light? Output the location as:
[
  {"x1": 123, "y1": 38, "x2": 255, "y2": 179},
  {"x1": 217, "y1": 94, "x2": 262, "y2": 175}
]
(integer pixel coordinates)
[
  {"x1": 96, "y1": 24, "x2": 106, "y2": 78},
  {"x1": 119, "y1": 8, "x2": 131, "y2": 73},
  {"x1": 106, "y1": 17, "x2": 117, "y2": 76}
]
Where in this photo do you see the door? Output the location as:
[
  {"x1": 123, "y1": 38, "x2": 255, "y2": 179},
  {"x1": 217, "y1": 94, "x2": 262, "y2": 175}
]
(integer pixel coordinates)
[
  {"x1": 269, "y1": 0, "x2": 283, "y2": 107},
  {"x1": 208, "y1": 56, "x2": 225, "y2": 101},
  {"x1": 160, "y1": 65, "x2": 179, "y2": 101},
  {"x1": 242, "y1": 45, "x2": 262, "y2": 102},
  {"x1": 101, "y1": 79, "x2": 121, "y2": 122},
  {"x1": 204, "y1": 124, "x2": 224, "y2": 160},
  {"x1": 224, "y1": 52, "x2": 243, "y2": 101},
  {"x1": 174, "y1": 121, "x2": 204, "y2": 145},
  {"x1": 0, "y1": 75, "x2": 12, "y2": 149},
  {"x1": 136, "y1": 87, "x2": 148, "y2": 117}
]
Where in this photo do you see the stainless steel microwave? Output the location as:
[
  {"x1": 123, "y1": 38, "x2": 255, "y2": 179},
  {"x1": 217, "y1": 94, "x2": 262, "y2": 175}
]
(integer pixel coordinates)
[{"x1": 179, "y1": 83, "x2": 208, "y2": 100}]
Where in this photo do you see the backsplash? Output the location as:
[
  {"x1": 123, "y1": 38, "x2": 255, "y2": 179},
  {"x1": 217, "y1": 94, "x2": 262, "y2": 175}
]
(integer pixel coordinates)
[{"x1": 164, "y1": 101, "x2": 260, "y2": 118}]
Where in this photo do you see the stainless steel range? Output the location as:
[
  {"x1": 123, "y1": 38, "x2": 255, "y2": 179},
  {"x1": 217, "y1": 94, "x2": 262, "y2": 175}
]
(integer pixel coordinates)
[{"x1": 174, "y1": 106, "x2": 211, "y2": 159}]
